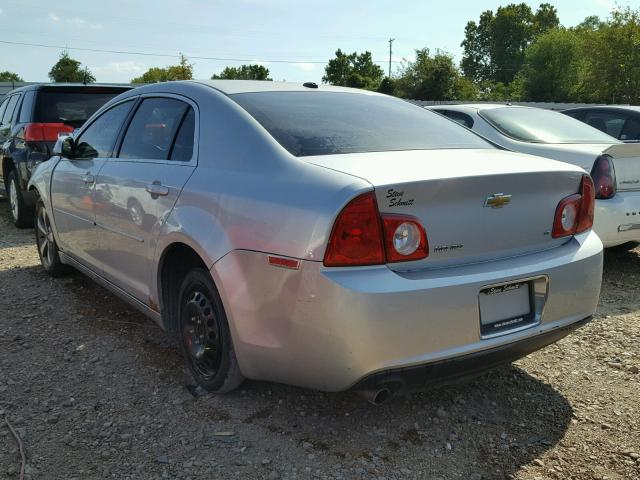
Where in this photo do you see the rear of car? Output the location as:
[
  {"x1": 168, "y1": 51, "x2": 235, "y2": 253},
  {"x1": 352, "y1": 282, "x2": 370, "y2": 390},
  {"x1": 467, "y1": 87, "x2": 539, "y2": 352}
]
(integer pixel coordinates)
[
  {"x1": 0, "y1": 84, "x2": 130, "y2": 227},
  {"x1": 211, "y1": 90, "x2": 603, "y2": 397}
]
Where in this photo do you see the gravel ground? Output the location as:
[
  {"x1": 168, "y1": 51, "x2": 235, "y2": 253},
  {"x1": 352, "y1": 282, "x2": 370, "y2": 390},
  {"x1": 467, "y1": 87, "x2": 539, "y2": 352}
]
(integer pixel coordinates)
[{"x1": 0, "y1": 201, "x2": 639, "y2": 480}]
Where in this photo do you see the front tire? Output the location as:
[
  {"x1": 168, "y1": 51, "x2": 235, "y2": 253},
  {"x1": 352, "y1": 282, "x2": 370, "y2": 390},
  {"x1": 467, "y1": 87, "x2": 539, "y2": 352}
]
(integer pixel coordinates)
[
  {"x1": 35, "y1": 200, "x2": 68, "y2": 277},
  {"x1": 7, "y1": 170, "x2": 34, "y2": 228},
  {"x1": 177, "y1": 269, "x2": 244, "y2": 393}
]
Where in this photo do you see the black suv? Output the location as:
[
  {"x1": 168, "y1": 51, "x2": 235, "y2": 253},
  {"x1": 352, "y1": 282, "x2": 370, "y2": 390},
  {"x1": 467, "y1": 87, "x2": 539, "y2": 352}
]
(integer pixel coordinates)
[{"x1": 0, "y1": 84, "x2": 131, "y2": 227}]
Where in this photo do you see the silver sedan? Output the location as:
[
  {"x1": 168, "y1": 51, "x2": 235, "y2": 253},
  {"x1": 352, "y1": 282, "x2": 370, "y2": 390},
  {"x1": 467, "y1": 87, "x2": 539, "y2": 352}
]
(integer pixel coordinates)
[{"x1": 28, "y1": 81, "x2": 603, "y2": 403}]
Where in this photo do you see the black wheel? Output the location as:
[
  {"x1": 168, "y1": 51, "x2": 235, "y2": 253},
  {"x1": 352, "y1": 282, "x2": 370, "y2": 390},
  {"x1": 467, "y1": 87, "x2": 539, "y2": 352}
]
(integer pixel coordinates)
[
  {"x1": 7, "y1": 170, "x2": 34, "y2": 228},
  {"x1": 35, "y1": 199, "x2": 69, "y2": 277},
  {"x1": 177, "y1": 269, "x2": 244, "y2": 393}
]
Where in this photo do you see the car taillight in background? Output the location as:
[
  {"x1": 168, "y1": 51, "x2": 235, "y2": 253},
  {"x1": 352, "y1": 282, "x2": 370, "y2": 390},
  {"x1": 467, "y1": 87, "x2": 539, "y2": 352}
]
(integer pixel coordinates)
[
  {"x1": 24, "y1": 123, "x2": 74, "y2": 142},
  {"x1": 590, "y1": 154, "x2": 616, "y2": 199},
  {"x1": 323, "y1": 192, "x2": 429, "y2": 267},
  {"x1": 552, "y1": 175, "x2": 595, "y2": 238}
]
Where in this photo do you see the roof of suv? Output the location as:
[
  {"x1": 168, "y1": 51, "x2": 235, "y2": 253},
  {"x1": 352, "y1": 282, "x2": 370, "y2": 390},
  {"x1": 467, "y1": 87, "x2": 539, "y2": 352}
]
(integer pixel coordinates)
[
  {"x1": 194, "y1": 79, "x2": 379, "y2": 95},
  {"x1": 6, "y1": 83, "x2": 132, "y2": 94}
]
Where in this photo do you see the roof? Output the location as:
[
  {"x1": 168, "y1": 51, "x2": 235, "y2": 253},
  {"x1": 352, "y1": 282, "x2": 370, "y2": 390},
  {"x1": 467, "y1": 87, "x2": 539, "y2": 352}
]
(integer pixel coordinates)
[
  {"x1": 427, "y1": 103, "x2": 535, "y2": 112},
  {"x1": 192, "y1": 79, "x2": 380, "y2": 96},
  {"x1": 563, "y1": 105, "x2": 640, "y2": 113}
]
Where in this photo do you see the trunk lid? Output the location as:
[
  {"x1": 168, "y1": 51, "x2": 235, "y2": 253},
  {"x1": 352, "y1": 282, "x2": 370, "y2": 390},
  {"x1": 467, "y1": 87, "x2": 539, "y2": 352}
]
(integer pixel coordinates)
[
  {"x1": 307, "y1": 149, "x2": 586, "y2": 270},
  {"x1": 604, "y1": 144, "x2": 640, "y2": 192}
]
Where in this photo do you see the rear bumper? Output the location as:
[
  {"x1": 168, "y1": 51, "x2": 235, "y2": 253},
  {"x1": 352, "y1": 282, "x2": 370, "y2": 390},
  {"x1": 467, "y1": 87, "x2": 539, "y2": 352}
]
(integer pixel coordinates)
[
  {"x1": 594, "y1": 191, "x2": 640, "y2": 247},
  {"x1": 352, "y1": 315, "x2": 591, "y2": 393},
  {"x1": 212, "y1": 230, "x2": 602, "y2": 391}
]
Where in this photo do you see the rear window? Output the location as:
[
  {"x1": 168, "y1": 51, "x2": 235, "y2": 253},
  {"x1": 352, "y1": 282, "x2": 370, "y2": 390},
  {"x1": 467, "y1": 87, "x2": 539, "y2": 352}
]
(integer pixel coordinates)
[
  {"x1": 481, "y1": 107, "x2": 617, "y2": 144},
  {"x1": 230, "y1": 92, "x2": 491, "y2": 157},
  {"x1": 34, "y1": 89, "x2": 128, "y2": 128}
]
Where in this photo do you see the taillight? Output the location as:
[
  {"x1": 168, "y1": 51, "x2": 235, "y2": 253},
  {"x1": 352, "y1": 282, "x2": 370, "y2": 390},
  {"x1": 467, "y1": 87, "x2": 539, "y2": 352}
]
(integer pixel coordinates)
[
  {"x1": 590, "y1": 155, "x2": 616, "y2": 199},
  {"x1": 552, "y1": 175, "x2": 595, "y2": 238},
  {"x1": 323, "y1": 192, "x2": 385, "y2": 267},
  {"x1": 24, "y1": 123, "x2": 74, "y2": 142},
  {"x1": 382, "y1": 215, "x2": 428, "y2": 262},
  {"x1": 323, "y1": 192, "x2": 429, "y2": 267}
]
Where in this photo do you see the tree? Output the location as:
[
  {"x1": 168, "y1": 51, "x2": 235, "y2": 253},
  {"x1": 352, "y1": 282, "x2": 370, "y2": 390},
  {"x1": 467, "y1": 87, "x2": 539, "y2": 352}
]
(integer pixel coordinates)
[
  {"x1": 322, "y1": 49, "x2": 384, "y2": 90},
  {"x1": 0, "y1": 71, "x2": 23, "y2": 82},
  {"x1": 131, "y1": 54, "x2": 193, "y2": 83},
  {"x1": 377, "y1": 77, "x2": 396, "y2": 95},
  {"x1": 211, "y1": 64, "x2": 271, "y2": 80},
  {"x1": 394, "y1": 49, "x2": 460, "y2": 100},
  {"x1": 461, "y1": 3, "x2": 559, "y2": 84},
  {"x1": 48, "y1": 51, "x2": 95, "y2": 83},
  {"x1": 519, "y1": 28, "x2": 583, "y2": 102}
]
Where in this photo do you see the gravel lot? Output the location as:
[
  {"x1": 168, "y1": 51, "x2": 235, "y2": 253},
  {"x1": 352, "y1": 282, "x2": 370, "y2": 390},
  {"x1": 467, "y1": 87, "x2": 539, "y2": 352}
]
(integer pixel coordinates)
[{"x1": 0, "y1": 201, "x2": 639, "y2": 480}]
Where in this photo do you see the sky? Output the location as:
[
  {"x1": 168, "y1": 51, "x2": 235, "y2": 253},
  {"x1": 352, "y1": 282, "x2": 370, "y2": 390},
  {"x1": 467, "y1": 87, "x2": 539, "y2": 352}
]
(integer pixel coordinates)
[{"x1": 0, "y1": 0, "x2": 633, "y2": 84}]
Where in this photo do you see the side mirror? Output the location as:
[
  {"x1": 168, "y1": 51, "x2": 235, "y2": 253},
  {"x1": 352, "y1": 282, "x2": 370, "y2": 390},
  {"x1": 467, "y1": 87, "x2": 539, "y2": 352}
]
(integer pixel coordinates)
[{"x1": 53, "y1": 135, "x2": 75, "y2": 158}]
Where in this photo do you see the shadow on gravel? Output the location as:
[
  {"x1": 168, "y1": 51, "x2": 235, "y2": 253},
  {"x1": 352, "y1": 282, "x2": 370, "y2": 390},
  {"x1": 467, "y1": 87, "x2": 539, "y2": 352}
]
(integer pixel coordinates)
[
  {"x1": 0, "y1": 204, "x2": 37, "y2": 248},
  {"x1": 0, "y1": 249, "x2": 575, "y2": 479}
]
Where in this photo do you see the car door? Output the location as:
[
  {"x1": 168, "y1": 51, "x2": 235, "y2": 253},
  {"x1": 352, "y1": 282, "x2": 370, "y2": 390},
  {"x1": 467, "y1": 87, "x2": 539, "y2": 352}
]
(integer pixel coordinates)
[
  {"x1": 50, "y1": 99, "x2": 135, "y2": 269},
  {"x1": 94, "y1": 95, "x2": 197, "y2": 304},
  {"x1": 0, "y1": 94, "x2": 21, "y2": 190}
]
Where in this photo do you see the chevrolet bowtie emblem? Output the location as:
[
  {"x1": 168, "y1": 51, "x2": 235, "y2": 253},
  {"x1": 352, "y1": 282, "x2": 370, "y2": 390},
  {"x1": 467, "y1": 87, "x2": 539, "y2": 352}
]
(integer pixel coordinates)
[{"x1": 484, "y1": 193, "x2": 512, "y2": 208}]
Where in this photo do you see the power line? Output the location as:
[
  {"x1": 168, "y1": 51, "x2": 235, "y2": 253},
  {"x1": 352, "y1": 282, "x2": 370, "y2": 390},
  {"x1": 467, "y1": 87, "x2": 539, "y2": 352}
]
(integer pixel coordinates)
[{"x1": 0, "y1": 39, "x2": 402, "y2": 65}]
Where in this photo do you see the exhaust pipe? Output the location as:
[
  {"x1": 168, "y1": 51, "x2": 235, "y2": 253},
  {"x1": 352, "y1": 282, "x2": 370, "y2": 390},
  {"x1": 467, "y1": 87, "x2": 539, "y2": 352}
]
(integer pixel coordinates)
[{"x1": 358, "y1": 387, "x2": 393, "y2": 406}]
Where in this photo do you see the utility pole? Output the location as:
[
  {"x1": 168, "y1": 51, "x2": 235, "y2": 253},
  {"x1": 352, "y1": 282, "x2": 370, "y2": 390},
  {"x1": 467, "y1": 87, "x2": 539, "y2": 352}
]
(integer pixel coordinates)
[{"x1": 388, "y1": 38, "x2": 395, "y2": 78}]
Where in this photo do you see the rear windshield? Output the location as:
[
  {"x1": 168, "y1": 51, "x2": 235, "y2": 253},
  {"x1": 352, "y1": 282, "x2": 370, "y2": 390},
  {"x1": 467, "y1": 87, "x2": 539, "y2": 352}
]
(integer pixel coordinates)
[
  {"x1": 481, "y1": 107, "x2": 617, "y2": 144},
  {"x1": 230, "y1": 92, "x2": 491, "y2": 156},
  {"x1": 34, "y1": 89, "x2": 128, "y2": 128}
]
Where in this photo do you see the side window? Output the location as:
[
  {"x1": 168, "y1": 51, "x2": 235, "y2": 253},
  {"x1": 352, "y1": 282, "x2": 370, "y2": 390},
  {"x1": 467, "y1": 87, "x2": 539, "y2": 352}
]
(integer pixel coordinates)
[
  {"x1": 583, "y1": 112, "x2": 625, "y2": 138},
  {"x1": 169, "y1": 108, "x2": 195, "y2": 161},
  {"x1": 620, "y1": 117, "x2": 640, "y2": 142},
  {"x1": 1, "y1": 95, "x2": 20, "y2": 125},
  {"x1": 0, "y1": 97, "x2": 9, "y2": 123},
  {"x1": 119, "y1": 98, "x2": 189, "y2": 160},
  {"x1": 74, "y1": 101, "x2": 134, "y2": 159},
  {"x1": 18, "y1": 91, "x2": 36, "y2": 123},
  {"x1": 438, "y1": 110, "x2": 474, "y2": 128}
]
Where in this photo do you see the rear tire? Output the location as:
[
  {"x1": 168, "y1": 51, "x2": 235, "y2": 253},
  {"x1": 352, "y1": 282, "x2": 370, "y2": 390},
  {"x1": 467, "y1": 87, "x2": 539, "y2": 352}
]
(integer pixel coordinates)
[
  {"x1": 177, "y1": 269, "x2": 244, "y2": 393},
  {"x1": 35, "y1": 199, "x2": 69, "y2": 277},
  {"x1": 607, "y1": 241, "x2": 640, "y2": 252},
  {"x1": 8, "y1": 170, "x2": 34, "y2": 228}
]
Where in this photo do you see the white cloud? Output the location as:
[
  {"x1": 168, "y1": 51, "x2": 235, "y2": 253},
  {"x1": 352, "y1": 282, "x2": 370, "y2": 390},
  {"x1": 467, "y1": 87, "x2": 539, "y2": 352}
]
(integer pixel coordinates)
[
  {"x1": 48, "y1": 12, "x2": 103, "y2": 29},
  {"x1": 295, "y1": 63, "x2": 316, "y2": 72}
]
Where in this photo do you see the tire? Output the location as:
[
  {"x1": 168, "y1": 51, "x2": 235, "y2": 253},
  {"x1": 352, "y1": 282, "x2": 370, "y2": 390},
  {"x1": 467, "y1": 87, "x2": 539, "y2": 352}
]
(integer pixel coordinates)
[
  {"x1": 177, "y1": 268, "x2": 244, "y2": 393},
  {"x1": 7, "y1": 169, "x2": 34, "y2": 228},
  {"x1": 35, "y1": 199, "x2": 69, "y2": 277},
  {"x1": 607, "y1": 241, "x2": 640, "y2": 252}
]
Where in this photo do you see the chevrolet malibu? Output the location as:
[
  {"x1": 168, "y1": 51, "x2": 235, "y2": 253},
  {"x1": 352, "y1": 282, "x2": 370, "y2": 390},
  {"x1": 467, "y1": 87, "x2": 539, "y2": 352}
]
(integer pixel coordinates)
[
  {"x1": 428, "y1": 104, "x2": 640, "y2": 249},
  {"x1": 28, "y1": 81, "x2": 603, "y2": 404}
]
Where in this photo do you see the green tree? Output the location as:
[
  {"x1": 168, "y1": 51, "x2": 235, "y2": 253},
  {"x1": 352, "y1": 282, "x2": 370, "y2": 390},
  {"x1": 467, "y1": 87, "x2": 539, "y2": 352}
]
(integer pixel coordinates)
[
  {"x1": 0, "y1": 71, "x2": 24, "y2": 82},
  {"x1": 211, "y1": 64, "x2": 271, "y2": 80},
  {"x1": 377, "y1": 77, "x2": 396, "y2": 95},
  {"x1": 48, "y1": 51, "x2": 95, "y2": 83},
  {"x1": 461, "y1": 3, "x2": 559, "y2": 84},
  {"x1": 581, "y1": 8, "x2": 640, "y2": 104},
  {"x1": 519, "y1": 28, "x2": 583, "y2": 102},
  {"x1": 131, "y1": 54, "x2": 193, "y2": 83},
  {"x1": 395, "y1": 49, "x2": 460, "y2": 100},
  {"x1": 322, "y1": 49, "x2": 384, "y2": 90}
]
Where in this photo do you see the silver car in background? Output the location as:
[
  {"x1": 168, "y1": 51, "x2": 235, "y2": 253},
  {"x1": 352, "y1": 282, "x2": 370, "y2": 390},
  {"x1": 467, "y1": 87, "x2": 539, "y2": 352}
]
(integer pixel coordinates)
[
  {"x1": 29, "y1": 81, "x2": 602, "y2": 403},
  {"x1": 428, "y1": 104, "x2": 640, "y2": 249}
]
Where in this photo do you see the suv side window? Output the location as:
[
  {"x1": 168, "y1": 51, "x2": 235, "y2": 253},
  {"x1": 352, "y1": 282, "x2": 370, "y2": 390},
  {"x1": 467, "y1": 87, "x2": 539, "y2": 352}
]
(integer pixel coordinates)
[
  {"x1": 1, "y1": 95, "x2": 20, "y2": 126},
  {"x1": 74, "y1": 100, "x2": 134, "y2": 159},
  {"x1": 620, "y1": 117, "x2": 640, "y2": 142},
  {"x1": 0, "y1": 97, "x2": 9, "y2": 122},
  {"x1": 18, "y1": 91, "x2": 36, "y2": 123},
  {"x1": 119, "y1": 97, "x2": 190, "y2": 161}
]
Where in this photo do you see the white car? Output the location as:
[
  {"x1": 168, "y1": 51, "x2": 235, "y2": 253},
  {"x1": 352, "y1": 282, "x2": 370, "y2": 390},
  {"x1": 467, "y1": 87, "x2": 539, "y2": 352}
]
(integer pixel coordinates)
[{"x1": 428, "y1": 104, "x2": 640, "y2": 248}]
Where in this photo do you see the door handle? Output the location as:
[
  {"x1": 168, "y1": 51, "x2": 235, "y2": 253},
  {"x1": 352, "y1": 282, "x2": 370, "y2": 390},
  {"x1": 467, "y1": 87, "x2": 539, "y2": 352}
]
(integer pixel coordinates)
[
  {"x1": 82, "y1": 173, "x2": 95, "y2": 184},
  {"x1": 146, "y1": 182, "x2": 169, "y2": 197}
]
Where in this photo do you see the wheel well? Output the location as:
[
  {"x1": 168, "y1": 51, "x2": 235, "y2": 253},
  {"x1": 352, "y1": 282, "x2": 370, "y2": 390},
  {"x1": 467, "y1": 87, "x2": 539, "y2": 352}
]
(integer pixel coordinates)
[{"x1": 158, "y1": 243, "x2": 208, "y2": 336}]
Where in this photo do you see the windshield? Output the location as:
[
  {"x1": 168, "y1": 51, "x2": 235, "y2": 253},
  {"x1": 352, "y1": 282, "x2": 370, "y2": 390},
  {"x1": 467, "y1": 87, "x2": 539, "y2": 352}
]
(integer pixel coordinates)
[
  {"x1": 481, "y1": 107, "x2": 617, "y2": 144},
  {"x1": 231, "y1": 91, "x2": 491, "y2": 156},
  {"x1": 34, "y1": 89, "x2": 128, "y2": 128}
]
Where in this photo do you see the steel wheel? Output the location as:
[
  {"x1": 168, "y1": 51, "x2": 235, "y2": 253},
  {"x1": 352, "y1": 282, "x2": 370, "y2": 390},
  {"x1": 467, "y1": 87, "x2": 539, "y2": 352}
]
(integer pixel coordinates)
[
  {"x1": 36, "y1": 205, "x2": 55, "y2": 269},
  {"x1": 181, "y1": 289, "x2": 223, "y2": 380},
  {"x1": 8, "y1": 176, "x2": 19, "y2": 222}
]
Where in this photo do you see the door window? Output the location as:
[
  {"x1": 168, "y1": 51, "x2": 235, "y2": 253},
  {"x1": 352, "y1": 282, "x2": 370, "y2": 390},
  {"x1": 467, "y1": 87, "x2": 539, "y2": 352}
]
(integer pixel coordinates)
[
  {"x1": 119, "y1": 98, "x2": 191, "y2": 160},
  {"x1": 1, "y1": 95, "x2": 20, "y2": 125},
  {"x1": 169, "y1": 108, "x2": 195, "y2": 161},
  {"x1": 74, "y1": 100, "x2": 134, "y2": 159},
  {"x1": 437, "y1": 110, "x2": 474, "y2": 128},
  {"x1": 0, "y1": 97, "x2": 10, "y2": 123},
  {"x1": 620, "y1": 117, "x2": 640, "y2": 142}
]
